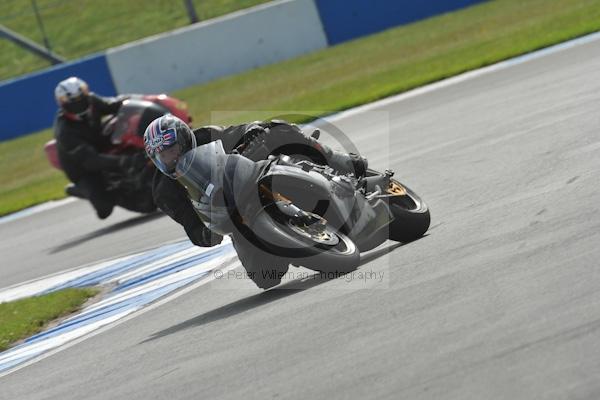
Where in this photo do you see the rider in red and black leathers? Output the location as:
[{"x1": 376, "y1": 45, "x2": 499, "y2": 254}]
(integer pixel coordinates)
[
  {"x1": 151, "y1": 120, "x2": 367, "y2": 248},
  {"x1": 54, "y1": 77, "x2": 141, "y2": 218}
]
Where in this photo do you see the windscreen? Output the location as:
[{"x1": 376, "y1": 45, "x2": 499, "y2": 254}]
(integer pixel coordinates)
[{"x1": 104, "y1": 99, "x2": 168, "y2": 143}]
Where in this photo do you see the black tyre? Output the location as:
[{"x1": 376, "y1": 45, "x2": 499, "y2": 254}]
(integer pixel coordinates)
[
  {"x1": 250, "y1": 209, "x2": 360, "y2": 274},
  {"x1": 387, "y1": 180, "x2": 430, "y2": 243}
]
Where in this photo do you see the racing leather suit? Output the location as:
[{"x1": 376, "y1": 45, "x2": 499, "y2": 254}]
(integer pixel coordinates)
[
  {"x1": 152, "y1": 121, "x2": 366, "y2": 288},
  {"x1": 54, "y1": 94, "x2": 133, "y2": 218}
]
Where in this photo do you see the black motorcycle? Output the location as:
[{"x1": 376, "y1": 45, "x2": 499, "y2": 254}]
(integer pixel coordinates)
[{"x1": 176, "y1": 139, "x2": 430, "y2": 282}]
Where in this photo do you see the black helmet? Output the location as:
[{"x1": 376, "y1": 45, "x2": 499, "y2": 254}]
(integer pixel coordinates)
[{"x1": 143, "y1": 115, "x2": 196, "y2": 178}]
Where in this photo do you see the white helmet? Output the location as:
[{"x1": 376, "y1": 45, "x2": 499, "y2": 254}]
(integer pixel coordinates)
[{"x1": 55, "y1": 77, "x2": 91, "y2": 118}]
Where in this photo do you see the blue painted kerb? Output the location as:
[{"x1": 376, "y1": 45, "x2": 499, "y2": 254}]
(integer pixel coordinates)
[{"x1": 0, "y1": 53, "x2": 117, "y2": 141}]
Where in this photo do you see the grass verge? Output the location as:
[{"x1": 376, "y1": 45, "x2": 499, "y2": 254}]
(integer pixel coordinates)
[
  {"x1": 0, "y1": 0, "x2": 271, "y2": 81},
  {"x1": 0, "y1": 287, "x2": 99, "y2": 352},
  {"x1": 1, "y1": 0, "x2": 600, "y2": 216},
  {"x1": 0, "y1": 128, "x2": 67, "y2": 216}
]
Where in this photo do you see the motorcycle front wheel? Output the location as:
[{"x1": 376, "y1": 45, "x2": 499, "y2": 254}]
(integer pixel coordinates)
[{"x1": 249, "y1": 209, "x2": 360, "y2": 274}]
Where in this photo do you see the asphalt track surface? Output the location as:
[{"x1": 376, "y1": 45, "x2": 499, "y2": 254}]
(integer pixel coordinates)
[{"x1": 2, "y1": 37, "x2": 600, "y2": 399}]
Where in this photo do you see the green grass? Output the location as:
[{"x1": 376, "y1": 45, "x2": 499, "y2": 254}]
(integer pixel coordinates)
[
  {"x1": 2, "y1": 0, "x2": 600, "y2": 216},
  {"x1": 0, "y1": 0, "x2": 271, "y2": 81},
  {"x1": 0, "y1": 288, "x2": 98, "y2": 352},
  {"x1": 0, "y1": 128, "x2": 67, "y2": 216}
]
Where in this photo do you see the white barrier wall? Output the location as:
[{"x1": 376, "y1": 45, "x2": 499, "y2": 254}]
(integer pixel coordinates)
[{"x1": 106, "y1": 0, "x2": 327, "y2": 94}]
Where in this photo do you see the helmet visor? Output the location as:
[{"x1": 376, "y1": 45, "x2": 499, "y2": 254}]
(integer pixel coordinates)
[{"x1": 154, "y1": 145, "x2": 181, "y2": 176}]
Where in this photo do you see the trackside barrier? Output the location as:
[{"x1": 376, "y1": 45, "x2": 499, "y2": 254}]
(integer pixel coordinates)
[
  {"x1": 0, "y1": 0, "x2": 488, "y2": 140},
  {"x1": 105, "y1": 0, "x2": 328, "y2": 93},
  {"x1": 0, "y1": 54, "x2": 116, "y2": 141},
  {"x1": 314, "y1": 0, "x2": 487, "y2": 45}
]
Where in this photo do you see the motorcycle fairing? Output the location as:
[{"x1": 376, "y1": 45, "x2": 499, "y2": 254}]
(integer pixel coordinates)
[
  {"x1": 258, "y1": 160, "x2": 393, "y2": 248},
  {"x1": 176, "y1": 140, "x2": 265, "y2": 234}
]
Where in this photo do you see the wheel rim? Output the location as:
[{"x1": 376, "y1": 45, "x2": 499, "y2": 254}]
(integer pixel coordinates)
[
  {"x1": 388, "y1": 180, "x2": 407, "y2": 196},
  {"x1": 388, "y1": 180, "x2": 421, "y2": 211},
  {"x1": 287, "y1": 219, "x2": 339, "y2": 246},
  {"x1": 286, "y1": 216, "x2": 356, "y2": 256}
]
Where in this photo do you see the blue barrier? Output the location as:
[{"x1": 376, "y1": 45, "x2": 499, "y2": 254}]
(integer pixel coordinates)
[
  {"x1": 0, "y1": 0, "x2": 490, "y2": 141},
  {"x1": 0, "y1": 54, "x2": 116, "y2": 141},
  {"x1": 314, "y1": 0, "x2": 487, "y2": 45}
]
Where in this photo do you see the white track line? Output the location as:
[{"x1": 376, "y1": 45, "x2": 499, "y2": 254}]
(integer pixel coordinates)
[
  {"x1": 0, "y1": 259, "x2": 240, "y2": 378},
  {"x1": 0, "y1": 254, "x2": 138, "y2": 303},
  {"x1": 0, "y1": 239, "x2": 238, "y2": 377},
  {"x1": 0, "y1": 198, "x2": 77, "y2": 225}
]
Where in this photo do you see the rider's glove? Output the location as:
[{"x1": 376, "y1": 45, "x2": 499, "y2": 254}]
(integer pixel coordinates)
[
  {"x1": 119, "y1": 153, "x2": 147, "y2": 173},
  {"x1": 243, "y1": 123, "x2": 267, "y2": 146},
  {"x1": 132, "y1": 152, "x2": 148, "y2": 169},
  {"x1": 234, "y1": 123, "x2": 267, "y2": 154},
  {"x1": 186, "y1": 224, "x2": 223, "y2": 247}
]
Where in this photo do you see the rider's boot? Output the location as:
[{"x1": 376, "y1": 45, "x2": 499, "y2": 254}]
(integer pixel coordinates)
[
  {"x1": 327, "y1": 151, "x2": 368, "y2": 178},
  {"x1": 92, "y1": 200, "x2": 114, "y2": 220},
  {"x1": 73, "y1": 178, "x2": 115, "y2": 219},
  {"x1": 304, "y1": 135, "x2": 367, "y2": 178},
  {"x1": 65, "y1": 183, "x2": 87, "y2": 198}
]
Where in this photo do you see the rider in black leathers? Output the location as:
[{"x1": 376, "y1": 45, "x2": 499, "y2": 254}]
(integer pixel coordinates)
[
  {"x1": 54, "y1": 77, "x2": 142, "y2": 219},
  {"x1": 146, "y1": 117, "x2": 366, "y2": 288},
  {"x1": 151, "y1": 120, "x2": 366, "y2": 246}
]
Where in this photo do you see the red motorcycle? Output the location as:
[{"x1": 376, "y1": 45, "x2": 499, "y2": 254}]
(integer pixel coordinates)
[{"x1": 45, "y1": 94, "x2": 192, "y2": 214}]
